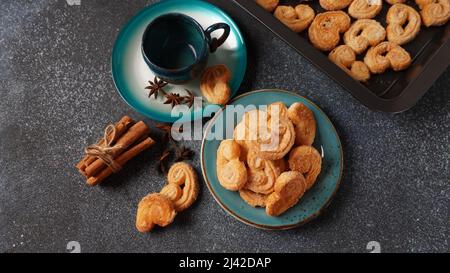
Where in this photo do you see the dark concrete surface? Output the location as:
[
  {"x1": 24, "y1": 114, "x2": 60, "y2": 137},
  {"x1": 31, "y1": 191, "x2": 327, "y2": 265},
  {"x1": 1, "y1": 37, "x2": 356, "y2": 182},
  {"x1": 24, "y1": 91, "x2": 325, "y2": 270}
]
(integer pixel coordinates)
[{"x1": 0, "y1": 0, "x2": 449, "y2": 253}]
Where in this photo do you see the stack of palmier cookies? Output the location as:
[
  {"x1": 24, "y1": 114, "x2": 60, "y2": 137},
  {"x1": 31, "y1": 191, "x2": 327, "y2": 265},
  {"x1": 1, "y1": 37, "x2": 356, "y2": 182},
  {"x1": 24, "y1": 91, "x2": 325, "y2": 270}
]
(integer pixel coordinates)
[
  {"x1": 255, "y1": 0, "x2": 449, "y2": 82},
  {"x1": 216, "y1": 102, "x2": 322, "y2": 217}
]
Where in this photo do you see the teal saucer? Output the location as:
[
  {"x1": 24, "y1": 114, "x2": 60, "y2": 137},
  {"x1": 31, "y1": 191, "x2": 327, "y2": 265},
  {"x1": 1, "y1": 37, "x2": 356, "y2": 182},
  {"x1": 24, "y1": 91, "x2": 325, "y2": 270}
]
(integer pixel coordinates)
[
  {"x1": 201, "y1": 90, "x2": 344, "y2": 230},
  {"x1": 112, "y1": 0, "x2": 247, "y2": 123}
]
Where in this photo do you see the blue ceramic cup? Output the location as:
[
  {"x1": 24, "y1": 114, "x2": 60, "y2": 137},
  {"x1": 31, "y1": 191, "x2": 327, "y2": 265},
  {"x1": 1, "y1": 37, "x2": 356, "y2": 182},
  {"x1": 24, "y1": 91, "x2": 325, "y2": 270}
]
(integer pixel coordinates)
[{"x1": 142, "y1": 13, "x2": 230, "y2": 84}]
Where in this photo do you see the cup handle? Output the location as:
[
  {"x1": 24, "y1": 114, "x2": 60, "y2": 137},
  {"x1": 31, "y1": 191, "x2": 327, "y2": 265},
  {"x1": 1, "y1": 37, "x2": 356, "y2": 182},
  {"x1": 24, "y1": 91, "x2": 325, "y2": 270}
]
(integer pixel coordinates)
[{"x1": 205, "y1": 23, "x2": 230, "y2": 53}]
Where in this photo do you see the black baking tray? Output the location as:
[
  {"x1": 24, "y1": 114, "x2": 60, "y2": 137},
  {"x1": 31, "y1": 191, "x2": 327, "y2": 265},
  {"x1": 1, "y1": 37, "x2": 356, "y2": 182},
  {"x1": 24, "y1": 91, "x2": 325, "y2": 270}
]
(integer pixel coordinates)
[{"x1": 230, "y1": 0, "x2": 450, "y2": 112}]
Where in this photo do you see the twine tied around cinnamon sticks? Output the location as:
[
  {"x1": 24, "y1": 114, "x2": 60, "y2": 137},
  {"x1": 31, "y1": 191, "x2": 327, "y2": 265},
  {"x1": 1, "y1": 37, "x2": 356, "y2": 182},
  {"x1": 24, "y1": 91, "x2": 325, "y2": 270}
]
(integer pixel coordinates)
[
  {"x1": 85, "y1": 125, "x2": 123, "y2": 173},
  {"x1": 76, "y1": 116, "x2": 155, "y2": 186}
]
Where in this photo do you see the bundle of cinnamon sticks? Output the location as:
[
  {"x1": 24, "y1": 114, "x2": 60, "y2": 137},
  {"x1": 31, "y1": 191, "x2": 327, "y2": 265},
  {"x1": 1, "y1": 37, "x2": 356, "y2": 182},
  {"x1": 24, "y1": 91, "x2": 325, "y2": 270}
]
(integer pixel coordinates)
[{"x1": 76, "y1": 116, "x2": 155, "y2": 186}]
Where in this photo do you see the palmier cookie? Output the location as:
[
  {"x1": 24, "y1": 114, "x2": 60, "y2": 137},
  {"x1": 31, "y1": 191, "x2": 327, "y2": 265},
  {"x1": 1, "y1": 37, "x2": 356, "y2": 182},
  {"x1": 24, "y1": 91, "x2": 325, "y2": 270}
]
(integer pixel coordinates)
[
  {"x1": 364, "y1": 41, "x2": 411, "y2": 73},
  {"x1": 288, "y1": 146, "x2": 322, "y2": 190},
  {"x1": 386, "y1": 0, "x2": 406, "y2": 4},
  {"x1": 216, "y1": 140, "x2": 248, "y2": 191},
  {"x1": 250, "y1": 103, "x2": 296, "y2": 160},
  {"x1": 273, "y1": 158, "x2": 289, "y2": 174},
  {"x1": 233, "y1": 121, "x2": 250, "y2": 161},
  {"x1": 234, "y1": 110, "x2": 265, "y2": 152},
  {"x1": 287, "y1": 102, "x2": 317, "y2": 146},
  {"x1": 234, "y1": 110, "x2": 267, "y2": 143},
  {"x1": 416, "y1": 0, "x2": 432, "y2": 8},
  {"x1": 344, "y1": 19, "x2": 386, "y2": 55},
  {"x1": 267, "y1": 101, "x2": 289, "y2": 121},
  {"x1": 274, "y1": 5, "x2": 315, "y2": 33},
  {"x1": 417, "y1": 0, "x2": 450, "y2": 26},
  {"x1": 308, "y1": 11, "x2": 351, "y2": 51},
  {"x1": 160, "y1": 162, "x2": 199, "y2": 212},
  {"x1": 329, "y1": 45, "x2": 371, "y2": 82},
  {"x1": 266, "y1": 171, "x2": 307, "y2": 216},
  {"x1": 255, "y1": 0, "x2": 279, "y2": 12},
  {"x1": 349, "y1": 0, "x2": 383, "y2": 19},
  {"x1": 136, "y1": 193, "x2": 177, "y2": 233},
  {"x1": 240, "y1": 189, "x2": 268, "y2": 208},
  {"x1": 386, "y1": 4, "x2": 421, "y2": 45},
  {"x1": 320, "y1": 0, "x2": 353, "y2": 10},
  {"x1": 200, "y1": 65, "x2": 231, "y2": 105},
  {"x1": 246, "y1": 150, "x2": 280, "y2": 194}
]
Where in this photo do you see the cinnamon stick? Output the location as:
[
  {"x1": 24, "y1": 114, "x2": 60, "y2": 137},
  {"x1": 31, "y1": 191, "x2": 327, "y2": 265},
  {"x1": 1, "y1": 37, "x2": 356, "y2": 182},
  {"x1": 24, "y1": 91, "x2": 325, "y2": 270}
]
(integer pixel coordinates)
[
  {"x1": 84, "y1": 121, "x2": 150, "y2": 178},
  {"x1": 76, "y1": 116, "x2": 134, "y2": 174},
  {"x1": 87, "y1": 137, "x2": 156, "y2": 186}
]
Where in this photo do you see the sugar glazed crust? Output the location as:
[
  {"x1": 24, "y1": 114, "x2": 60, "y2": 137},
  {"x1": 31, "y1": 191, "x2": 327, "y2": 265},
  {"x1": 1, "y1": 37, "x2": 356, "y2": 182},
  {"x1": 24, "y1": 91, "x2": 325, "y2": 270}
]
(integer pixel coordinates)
[
  {"x1": 386, "y1": 3, "x2": 421, "y2": 45},
  {"x1": 200, "y1": 65, "x2": 232, "y2": 105},
  {"x1": 136, "y1": 193, "x2": 177, "y2": 233},
  {"x1": 255, "y1": 0, "x2": 279, "y2": 12},
  {"x1": 319, "y1": 0, "x2": 354, "y2": 11},
  {"x1": 364, "y1": 41, "x2": 412, "y2": 73},
  {"x1": 344, "y1": 19, "x2": 386, "y2": 54},
  {"x1": 417, "y1": 0, "x2": 450, "y2": 27},
  {"x1": 216, "y1": 140, "x2": 248, "y2": 191},
  {"x1": 348, "y1": 0, "x2": 383, "y2": 19},
  {"x1": 308, "y1": 11, "x2": 351, "y2": 51},
  {"x1": 266, "y1": 171, "x2": 307, "y2": 216},
  {"x1": 274, "y1": 5, "x2": 315, "y2": 33}
]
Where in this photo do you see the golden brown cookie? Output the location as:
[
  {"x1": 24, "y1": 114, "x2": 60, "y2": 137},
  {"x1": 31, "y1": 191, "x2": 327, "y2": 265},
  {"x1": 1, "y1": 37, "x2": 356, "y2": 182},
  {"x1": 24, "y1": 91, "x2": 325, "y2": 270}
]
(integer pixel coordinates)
[
  {"x1": 274, "y1": 5, "x2": 315, "y2": 33},
  {"x1": 245, "y1": 150, "x2": 279, "y2": 194},
  {"x1": 308, "y1": 11, "x2": 351, "y2": 51},
  {"x1": 162, "y1": 162, "x2": 199, "y2": 212},
  {"x1": 348, "y1": 0, "x2": 383, "y2": 19},
  {"x1": 266, "y1": 171, "x2": 307, "y2": 216},
  {"x1": 160, "y1": 183, "x2": 183, "y2": 202},
  {"x1": 364, "y1": 41, "x2": 412, "y2": 73},
  {"x1": 416, "y1": 0, "x2": 433, "y2": 8},
  {"x1": 273, "y1": 158, "x2": 289, "y2": 174},
  {"x1": 234, "y1": 110, "x2": 271, "y2": 162},
  {"x1": 287, "y1": 102, "x2": 317, "y2": 146},
  {"x1": 249, "y1": 104, "x2": 296, "y2": 160},
  {"x1": 240, "y1": 189, "x2": 268, "y2": 208},
  {"x1": 235, "y1": 108, "x2": 292, "y2": 161},
  {"x1": 136, "y1": 193, "x2": 177, "y2": 233},
  {"x1": 344, "y1": 19, "x2": 386, "y2": 54},
  {"x1": 234, "y1": 110, "x2": 267, "y2": 143},
  {"x1": 329, "y1": 45, "x2": 371, "y2": 82},
  {"x1": 216, "y1": 140, "x2": 248, "y2": 191},
  {"x1": 267, "y1": 102, "x2": 289, "y2": 121},
  {"x1": 320, "y1": 0, "x2": 353, "y2": 10},
  {"x1": 233, "y1": 125, "x2": 250, "y2": 162},
  {"x1": 255, "y1": 0, "x2": 279, "y2": 12},
  {"x1": 386, "y1": 0, "x2": 406, "y2": 4},
  {"x1": 386, "y1": 4, "x2": 421, "y2": 45},
  {"x1": 200, "y1": 65, "x2": 231, "y2": 105},
  {"x1": 288, "y1": 146, "x2": 322, "y2": 190},
  {"x1": 417, "y1": 0, "x2": 450, "y2": 26}
]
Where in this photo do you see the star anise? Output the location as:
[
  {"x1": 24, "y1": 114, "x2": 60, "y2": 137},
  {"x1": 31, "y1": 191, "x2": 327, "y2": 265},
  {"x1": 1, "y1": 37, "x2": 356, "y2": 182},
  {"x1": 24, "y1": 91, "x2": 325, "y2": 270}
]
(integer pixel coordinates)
[
  {"x1": 157, "y1": 148, "x2": 171, "y2": 174},
  {"x1": 175, "y1": 146, "x2": 194, "y2": 162},
  {"x1": 164, "y1": 93, "x2": 183, "y2": 108},
  {"x1": 183, "y1": 89, "x2": 195, "y2": 108},
  {"x1": 145, "y1": 76, "x2": 168, "y2": 99}
]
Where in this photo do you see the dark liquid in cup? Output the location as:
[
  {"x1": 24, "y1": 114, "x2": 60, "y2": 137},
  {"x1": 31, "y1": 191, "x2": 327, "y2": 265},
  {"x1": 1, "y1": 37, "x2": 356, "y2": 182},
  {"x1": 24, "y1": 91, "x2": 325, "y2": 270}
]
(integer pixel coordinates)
[
  {"x1": 159, "y1": 40, "x2": 198, "y2": 69},
  {"x1": 143, "y1": 15, "x2": 205, "y2": 70}
]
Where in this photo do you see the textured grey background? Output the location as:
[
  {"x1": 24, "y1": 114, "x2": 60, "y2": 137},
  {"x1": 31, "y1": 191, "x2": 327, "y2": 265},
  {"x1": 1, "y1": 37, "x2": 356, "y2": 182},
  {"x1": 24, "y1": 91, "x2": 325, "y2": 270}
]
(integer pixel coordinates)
[{"x1": 0, "y1": 0, "x2": 449, "y2": 253}]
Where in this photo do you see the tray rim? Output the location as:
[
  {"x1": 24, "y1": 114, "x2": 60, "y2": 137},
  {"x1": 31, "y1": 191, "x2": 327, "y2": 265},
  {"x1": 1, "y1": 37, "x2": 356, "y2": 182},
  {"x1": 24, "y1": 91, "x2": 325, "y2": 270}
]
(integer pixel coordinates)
[{"x1": 231, "y1": 0, "x2": 450, "y2": 113}]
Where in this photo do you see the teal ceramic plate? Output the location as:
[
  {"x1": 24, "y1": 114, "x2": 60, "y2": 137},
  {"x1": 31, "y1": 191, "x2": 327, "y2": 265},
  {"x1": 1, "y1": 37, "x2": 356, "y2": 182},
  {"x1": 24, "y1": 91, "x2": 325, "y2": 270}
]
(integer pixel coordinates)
[
  {"x1": 201, "y1": 90, "x2": 343, "y2": 230},
  {"x1": 112, "y1": 0, "x2": 247, "y2": 123}
]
